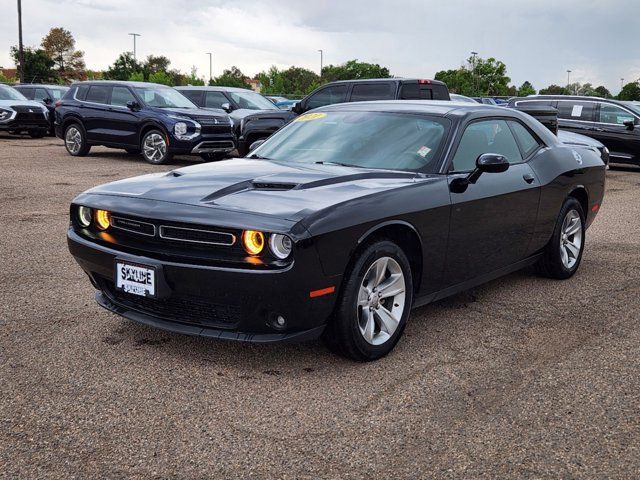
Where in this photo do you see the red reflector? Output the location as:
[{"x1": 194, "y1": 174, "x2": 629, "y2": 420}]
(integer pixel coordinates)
[
  {"x1": 592, "y1": 204, "x2": 600, "y2": 212},
  {"x1": 418, "y1": 79, "x2": 432, "y2": 84},
  {"x1": 54, "y1": 100, "x2": 62, "y2": 107},
  {"x1": 309, "y1": 286, "x2": 335, "y2": 298}
]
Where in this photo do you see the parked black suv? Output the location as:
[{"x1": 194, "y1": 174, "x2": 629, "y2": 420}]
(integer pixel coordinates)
[
  {"x1": 292, "y1": 78, "x2": 450, "y2": 115},
  {"x1": 508, "y1": 95, "x2": 640, "y2": 166},
  {"x1": 0, "y1": 84, "x2": 50, "y2": 137},
  {"x1": 176, "y1": 86, "x2": 296, "y2": 156},
  {"x1": 55, "y1": 81, "x2": 235, "y2": 164},
  {"x1": 13, "y1": 84, "x2": 69, "y2": 134}
]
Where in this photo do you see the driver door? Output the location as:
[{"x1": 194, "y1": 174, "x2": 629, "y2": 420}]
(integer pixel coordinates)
[{"x1": 443, "y1": 118, "x2": 541, "y2": 286}]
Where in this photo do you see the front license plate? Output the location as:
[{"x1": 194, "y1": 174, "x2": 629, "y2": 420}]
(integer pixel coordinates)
[{"x1": 115, "y1": 261, "x2": 156, "y2": 297}]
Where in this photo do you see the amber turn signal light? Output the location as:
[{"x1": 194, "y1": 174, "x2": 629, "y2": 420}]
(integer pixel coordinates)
[
  {"x1": 95, "y1": 209, "x2": 110, "y2": 230},
  {"x1": 242, "y1": 230, "x2": 265, "y2": 255}
]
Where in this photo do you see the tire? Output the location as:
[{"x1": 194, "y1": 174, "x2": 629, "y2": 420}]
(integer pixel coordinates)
[
  {"x1": 535, "y1": 197, "x2": 586, "y2": 279},
  {"x1": 125, "y1": 148, "x2": 141, "y2": 155},
  {"x1": 64, "y1": 123, "x2": 91, "y2": 156},
  {"x1": 141, "y1": 130, "x2": 172, "y2": 165},
  {"x1": 200, "y1": 152, "x2": 227, "y2": 162},
  {"x1": 324, "y1": 239, "x2": 414, "y2": 361},
  {"x1": 29, "y1": 130, "x2": 46, "y2": 139}
]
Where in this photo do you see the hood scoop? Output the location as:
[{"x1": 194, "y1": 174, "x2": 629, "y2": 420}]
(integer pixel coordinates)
[
  {"x1": 251, "y1": 181, "x2": 298, "y2": 191},
  {"x1": 200, "y1": 179, "x2": 299, "y2": 203}
]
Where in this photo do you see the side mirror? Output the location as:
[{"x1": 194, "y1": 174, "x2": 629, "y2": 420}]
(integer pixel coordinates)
[
  {"x1": 126, "y1": 100, "x2": 141, "y2": 111},
  {"x1": 43, "y1": 97, "x2": 53, "y2": 105},
  {"x1": 221, "y1": 102, "x2": 234, "y2": 113},
  {"x1": 623, "y1": 120, "x2": 635, "y2": 131},
  {"x1": 292, "y1": 101, "x2": 303, "y2": 114},
  {"x1": 450, "y1": 153, "x2": 510, "y2": 193},
  {"x1": 249, "y1": 139, "x2": 266, "y2": 152}
]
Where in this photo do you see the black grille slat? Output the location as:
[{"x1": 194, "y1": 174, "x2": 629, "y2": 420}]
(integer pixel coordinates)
[
  {"x1": 100, "y1": 279, "x2": 241, "y2": 328},
  {"x1": 159, "y1": 226, "x2": 235, "y2": 245}
]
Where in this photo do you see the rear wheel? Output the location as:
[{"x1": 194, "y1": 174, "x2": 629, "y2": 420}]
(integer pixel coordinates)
[
  {"x1": 141, "y1": 130, "x2": 172, "y2": 165},
  {"x1": 324, "y1": 240, "x2": 413, "y2": 361},
  {"x1": 535, "y1": 197, "x2": 585, "y2": 279},
  {"x1": 64, "y1": 123, "x2": 91, "y2": 156}
]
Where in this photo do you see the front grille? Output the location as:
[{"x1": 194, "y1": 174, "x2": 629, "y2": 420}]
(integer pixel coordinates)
[
  {"x1": 11, "y1": 106, "x2": 47, "y2": 124},
  {"x1": 111, "y1": 216, "x2": 155, "y2": 236},
  {"x1": 201, "y1": 125, "x2": 233, "y2": 135},
  {"x1": 159, "y1": 225, "x2": 235, "y2": 246},
  {"x1": 198, "y1": 117, "x2": 226, "y2": 126},
  {"x1": 100, "y1": 278, "x2": 241, "y2": 328}
]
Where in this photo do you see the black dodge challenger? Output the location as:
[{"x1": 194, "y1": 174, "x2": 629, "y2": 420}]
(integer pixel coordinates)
[{"x1": 67, "y1": 101, "x2": 606, "y2": 360}]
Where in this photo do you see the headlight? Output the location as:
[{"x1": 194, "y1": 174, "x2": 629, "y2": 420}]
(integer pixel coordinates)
[
  {"x1": 95, "y1": 209, "x2": 110, "y2": 230},
  {"x1": 242, "y1": 230, "x2": 265, "y2": 255},
  {"x1": 269, "y1": 234, "x2": 292, "y2": 259},
  {"x1": 174, "y1": 122, "x2": 187, "y2": 136},
  {"x1": 0, "y1": 108, "x2": 13, "y2": 121},
  {"x1": 77, "y1": 206, "x2": 92, "y2": 227}
]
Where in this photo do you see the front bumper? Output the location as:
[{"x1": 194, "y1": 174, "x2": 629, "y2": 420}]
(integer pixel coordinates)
[
  {"x1": 68, "y1": 229, "x2": 339, "y2": 343},
  {"x1": 169, "y1": 133, "x2": 236, "y2": 156},
  {"x1": 0, "y1": 118, "x2": 49, "y2": 132}
]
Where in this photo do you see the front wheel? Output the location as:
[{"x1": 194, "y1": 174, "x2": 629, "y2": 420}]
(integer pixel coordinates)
[
  {"x1": 64, "y1": 123, "x2": 91, "y2": 156},
  {"x1": 141, "y1": 130, "x2": 172, "y2": 165},
  {"x1": 324, "y1": 240, "x2": 413, "y2": 361},
  {"x1": 535, "y1": 197, "x2": 585, "y2": 279}
]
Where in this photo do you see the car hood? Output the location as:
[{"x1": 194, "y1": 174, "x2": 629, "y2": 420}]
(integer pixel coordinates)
[
  {"x1": 83, "y1": 159, "x2": 420, "y2": 222},
  {"x1": 148, "y1": 106, "x2": 230, "y2": 122},
  {"x1": 0, "y1": 99, "x2": 46, "y2": 110},
  {"x1": 229, "y1": 109, "x2": 296, "y2": 122},
  {"x1": 558, "y1": 129, "x2": 604, "y2": 148}
]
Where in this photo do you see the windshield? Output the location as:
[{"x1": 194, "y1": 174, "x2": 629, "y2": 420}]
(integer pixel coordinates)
[
  {"x1": 134, "y1": 86, "x2": 197, "y2": 109},
  {"x1": 229, "y1": 91, "x2": 278, "y2": 110},
  {"x1": 0, "y1": 85, "x2": 28, "y2": 101},
  {"x1": 49, "y1": 87, "x2": 69, "y2": 101},
  {"x1": 254, "y1": 111, "x2": 449, "y2": 172},
  {"x1": 622, "y1": 102, "x2": 640, "y2": 116}
]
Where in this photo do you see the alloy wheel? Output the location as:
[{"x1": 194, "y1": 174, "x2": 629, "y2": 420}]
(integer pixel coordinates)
[
  {"x1": 357, "y1": 256, "x2": 406, "y2": 345},
  {"x1": 143, "y1": 133, "x2": 167, "y2": 163},
  {"x1": 559, "y1": 209, "x2": 583, "y2": 269},
  {"x1": 65, "y1": 126, "x2": 82, "y2": 154}
]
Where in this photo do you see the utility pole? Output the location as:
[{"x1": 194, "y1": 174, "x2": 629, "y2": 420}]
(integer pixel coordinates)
[
  {"x1": 471, "y1": 51, "x2": 478, "y2": 95},
  {"x1": 17, "y1": 0, "x2": 25, "y2": 83},
  {"x1": 318, "y1": 49, "x2": 323, "y2": 77},
  {"x1": 207, "y1": 52, "x2": 212, "y2": 83},
  {"x1": 129, "y1": 33, "x2": 141, "y2": 61},
  {"x1": 566, "y1": 70, "x2": 572, "y2": 92}
]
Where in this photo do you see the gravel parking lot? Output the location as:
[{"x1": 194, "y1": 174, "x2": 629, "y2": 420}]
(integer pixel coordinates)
[{"x1": 1, "y1": 133, "x2": 639, "y2": 478}]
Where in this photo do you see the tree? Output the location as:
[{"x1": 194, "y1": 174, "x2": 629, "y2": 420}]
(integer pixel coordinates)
[
  {"x1": 185, "y1": 66, "x2": 205, "y2": 86},
  {"x1": 434, "y1": 68, "x2": 474, "y2": 95},
  {"x1": 104, "y1": 52, "x2": 141, "y2": 80},
  {"x1": 128, "y1": 71, "x2": 144, "y2": 82},
  {"x1": 435, "y1": 55, "x2": 510, "y2": 96},
  {"x1": 210, "y1": 66, "x2": 252, "y2": 89},
  {"x1": 142, "y1": 55, "x2": 171, "y2": 76},
  {"x1": 517, "y1": 81, "x2": 536, "y2": 97},
  {"x1": 321, "y1": 60, "x2": 391, "y2": 82},
  {"x1": 256, "y1": 66, "x2": 287, "y2": 95},
  {"x1": 538, "y1": 84, "x2": 569, "y2": 95},
  {"x1": 618, "y1": 81, "x2": 640, "y2": 101},
  {"x1": 148, "y1": 71, "x2": 173, "y2": 86},
  {"x1": 593, "y1": 85, "x2": 611, "y2": 98},
  {"x1": 256, "y1": 65, "x2": 319, "y2": 96},
  {"x1": 41, "y1": 27, "x2": 85, "y2": 81},
  {"x1": 0, "y1": 71, "x2": 16, "y2": 83},
  {"x1": 10, "y1": 46, "x2": 57, "y2": 83}
]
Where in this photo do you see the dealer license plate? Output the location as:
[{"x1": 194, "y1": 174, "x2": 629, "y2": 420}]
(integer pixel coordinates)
[{"x1": 115, "y1": 261, "x2": 156, "y2": 297}]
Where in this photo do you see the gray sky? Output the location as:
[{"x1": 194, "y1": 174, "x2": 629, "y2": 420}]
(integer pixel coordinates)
[{"x1": 1, "y1": 0, "x2": 638, "y2": 93}]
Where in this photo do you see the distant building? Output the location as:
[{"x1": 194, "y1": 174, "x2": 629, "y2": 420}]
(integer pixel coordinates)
[
  {"x1": 247, "y1": 78, "x2": 262, "y2": 92},
  {"x1": 0, "y1": 68, "x2": 18, "y2": 81}
]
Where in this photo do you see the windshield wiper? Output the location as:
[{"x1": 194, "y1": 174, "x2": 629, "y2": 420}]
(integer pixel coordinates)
[
  {"x1": 248, "y1": 153, "x2": 273, "y2": 160},
  {"x1": 315, "y1": 161, "x2": 360, "y2": 168}
]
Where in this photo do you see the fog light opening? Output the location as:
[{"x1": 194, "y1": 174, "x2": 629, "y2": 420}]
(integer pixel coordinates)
[{"x1": 268, "y1": 313, "x2": 287, "y2": 331}]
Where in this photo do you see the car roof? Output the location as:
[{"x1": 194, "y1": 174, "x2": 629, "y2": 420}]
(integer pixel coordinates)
[
  {"x1": 323, "y1": 78, "x2": 445, "y2": 85},
  {"x1": 14, "y1": 84, "x2": 68, "y2": 88},
  {"x1": 317, "y1": 100, "x2": 507, "y2": 116},
  {"x1": 175, "y1": 86, "x2": 257, "y2": 93},
  {"x1": 70, "y1": 80, "x2": 173, "y2": 88},
  {"x1": 522, "y1": 94, "x2": 628, "y2": 105}
]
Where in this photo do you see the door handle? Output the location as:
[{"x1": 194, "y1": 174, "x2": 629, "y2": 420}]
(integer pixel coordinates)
[
  {"x1": 593, "y1": 127, "x2": 605, "y2": 132},
  {"x1": 523, "y1": 173, "x2": 535, "y2": 184}
]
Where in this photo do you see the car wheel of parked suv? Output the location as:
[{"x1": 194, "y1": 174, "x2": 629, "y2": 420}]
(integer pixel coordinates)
[
  {"x1": 64, "y1": 123, "x2": 91, "y2": 156},
  {"x1": 141, "y1": 130, "x2": 172, "y2": 165},
  {"x1": 200, "y1": 153, "x2": 227, "y2": 162}
]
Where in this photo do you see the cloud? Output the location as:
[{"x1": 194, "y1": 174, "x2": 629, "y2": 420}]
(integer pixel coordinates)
[{"x1": 1, "y1": 0, "x2": 638, "y2": 92}]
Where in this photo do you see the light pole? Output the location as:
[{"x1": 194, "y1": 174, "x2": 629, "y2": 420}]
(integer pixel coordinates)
[
  {"x1": 318, "y1": 49, "x2": 323, "y2": 77},
  {"x1": 621, "y1": 77, "x2": 624, "y2": 91},
  {"x1": 566, "y1": 69, "x2": 572, "y2": 92},
  {"x1": 129, "y1": 33, "x2": 141, "y2": 61},
  {"x1": 471, "y1": 51, "x2": 478, "y2": 95},
  {"x1": 17, "y1": 0, "x2": 25, "y2": 83},
  {"x1": 206, "y1": 52, "x2": 213, "y2": 83}
]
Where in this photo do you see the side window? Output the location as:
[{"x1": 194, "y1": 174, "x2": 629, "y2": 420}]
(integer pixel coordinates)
[
  {"x1": 34, "y1": 88, "x2": 49, "y2": 102},
  {"x1": 350, "y1": 83, "x2": 394, "y2": 101},
  {"x1": 85, "y1": 85, "x2": 110, "y2": 104},
  {"x1": 110, "y1": 86, "x2": 136, "y2": 107},
  {"x1": 508, "y1": 121, "x2": 541, "y2": 158},
  {"x1": 556, "y1": 101, "x2": 595, "y2": 121},
  {"x1": 205, "y1": 91, "x2": 228, "y2": 109},
  {"x1": 75, "y1": 85, "x2": 89, "y2": 101},
  {"x1": 598, "y1": 104, "x2": 636, "y2": 125},
  {"x1": 306, "y1": 85, "x2": 347, "y2": 109},
  {"x1": 18, "y1": 88, "x2": 34, "y2": 100},
  {"x1": 180, "y1": 90, "x2": 203, "y2": 106},
  {"x1": 451, "y1": 119, "x2": 523, "y2": 171}
]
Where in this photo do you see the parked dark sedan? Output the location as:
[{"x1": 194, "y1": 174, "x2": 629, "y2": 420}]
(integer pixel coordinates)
[
  {"x1": 508, "y1": 95, "x2": 640, "y2": 166},
  {"x1": 175, "y1": 86, "x2": 296, "y2": 156},
  {"x1": 13, "y1": 83, "x2": 69, "y2": 134},
  {"x1": 67, "y1": 101, "x2": 605, "y2": 360},
  {"x1": 55, "y1": 81, "x2": 235, "y2": 164}
]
